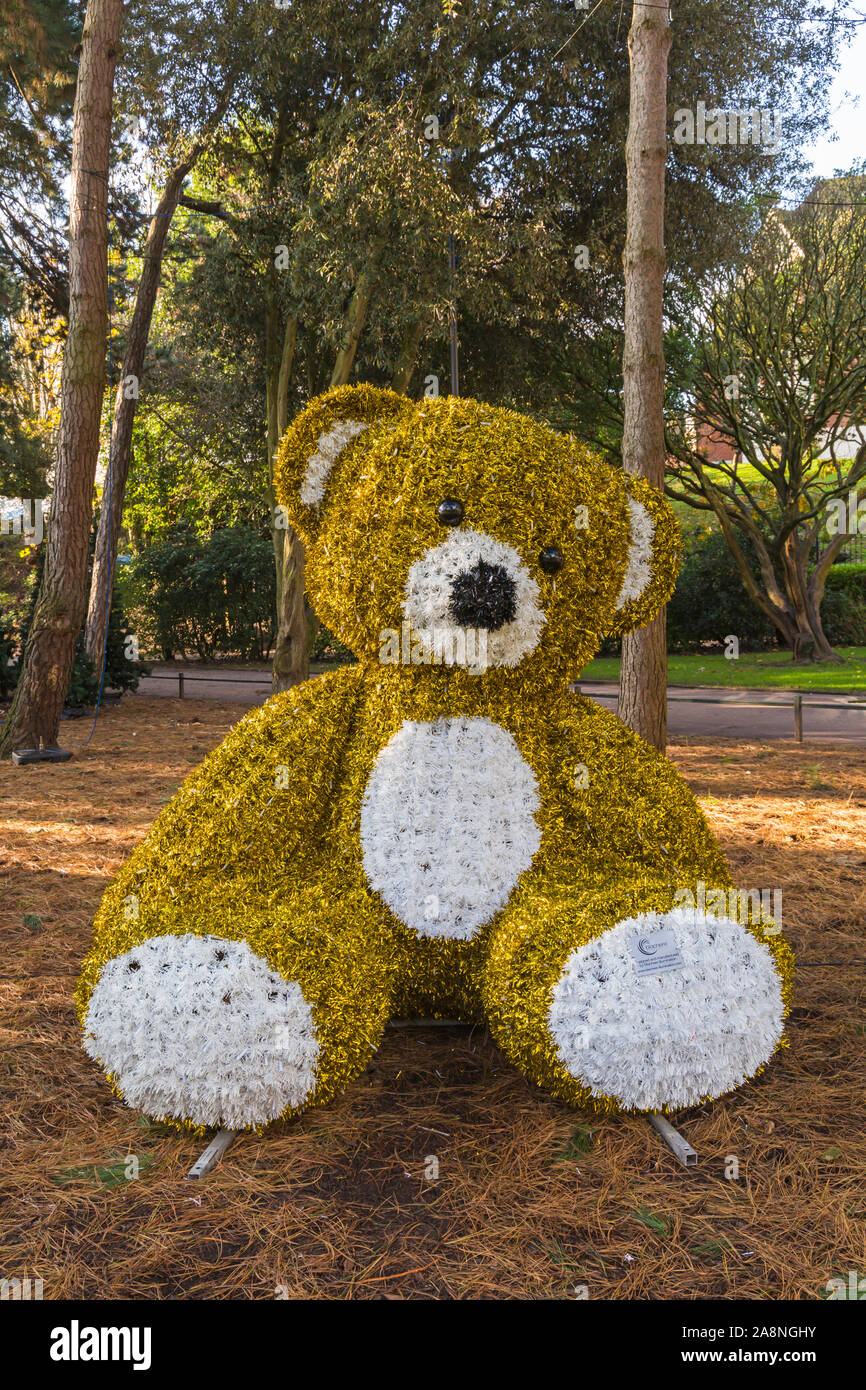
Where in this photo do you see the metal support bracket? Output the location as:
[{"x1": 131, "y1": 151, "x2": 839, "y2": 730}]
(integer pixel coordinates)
[
  {"x1": 186, "y1": 1129, "x2": 238, "y2": 1179},
  {"x1": 648, "y1": 1112, "x2": 697, "y2": 1167}
]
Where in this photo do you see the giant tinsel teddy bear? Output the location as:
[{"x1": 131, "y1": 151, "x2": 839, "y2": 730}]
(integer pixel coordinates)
[{"x1": 78, "y1": 386, "x2": 793, "y2": 1130}]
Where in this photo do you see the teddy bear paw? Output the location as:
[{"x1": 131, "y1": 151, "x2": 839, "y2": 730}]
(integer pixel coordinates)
[
  {"x1": 83, "y1": 934, "x2": 319, "y2": 1128},
  {"x1": 547, "y1": 908, "x2": 785, "y2": 1111}
]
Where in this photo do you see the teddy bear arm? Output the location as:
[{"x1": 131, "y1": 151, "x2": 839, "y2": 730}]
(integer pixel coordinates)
[
  {"x1": 611, "y1": 736, "x2": 731, "y2": 884},
  {"x1": 559, "y1": 699, "x2": 730, "y2": 885}
]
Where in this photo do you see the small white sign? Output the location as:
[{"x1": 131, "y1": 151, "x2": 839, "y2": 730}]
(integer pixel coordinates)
[{"x1": 629, "y1": 928, "x2": 685, "y2": 977}]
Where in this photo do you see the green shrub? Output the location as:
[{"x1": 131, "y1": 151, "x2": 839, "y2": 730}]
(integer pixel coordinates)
[
  {"x1": 126, "y1": 525, "x2": 276, "y2": 661},
  {"x1": 0, "y1": 592, "x2": 16, "y2": 699},
  {"x1": 819, "y1": 586, "x2": 866, "y2": 645},
  {"x1": 124, "y1": 528, "x2": 201, "y2": 660},
  {"x1": 310, "y1": 620, "x2": 355, "y2": 665},
  {"x1": 667, "y1": 529, "x2": 776, "y2": 652},
  {"x1": 824, "y1": 561, "x2": 866, "y2": 602}
]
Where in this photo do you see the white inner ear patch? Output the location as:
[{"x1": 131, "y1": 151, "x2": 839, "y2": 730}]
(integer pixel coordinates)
[
  {"x1": 402, "y1": 528, "x2": 545, "y2": 669},
  {"x1": 615, "y1": 497, "x2": 655, "y2": 609},
  {"x1": 360, "y1": 716, "x2": 542, "y2": 940},
  {"x1": 300, "y1": 419, "x2": 369, "y2": 508}
]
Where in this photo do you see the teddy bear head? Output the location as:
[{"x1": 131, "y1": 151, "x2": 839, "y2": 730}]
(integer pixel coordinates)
[{"x1": 275, "y1": 384, "x2": 679, "y2": 683}]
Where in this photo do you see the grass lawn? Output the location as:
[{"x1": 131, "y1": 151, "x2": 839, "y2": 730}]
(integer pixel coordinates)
[{"x1": 583, "y1": 647, "x2": 866, "y2": 693}]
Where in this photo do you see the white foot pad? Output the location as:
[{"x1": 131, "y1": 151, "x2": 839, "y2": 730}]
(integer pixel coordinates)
[
  {"x1": 548, "y1": 909, "x2": 784, "y2": 1110},
  {"x1": 84, "y1": 934, "x2": 319, "y2": 1128}
]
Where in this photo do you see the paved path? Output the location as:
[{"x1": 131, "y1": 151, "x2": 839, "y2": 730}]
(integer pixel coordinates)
[
  {"x1": 579, "y1": 683, "x2": 866, "y2": 744},
  {"x1": 137, "y1": 664, "x2": 275, "y2": 704},
  {"x1": 133, "y1": 665, "x2": 866, "y2": 743}
]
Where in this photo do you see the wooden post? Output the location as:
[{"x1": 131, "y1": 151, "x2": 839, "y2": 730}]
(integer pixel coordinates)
[
  {"x1": 178, "y1": 671, "x2": 184, "y2": 700},
  {"x1": 794, "y1": 693, "x2": 803, "y2": 742}
]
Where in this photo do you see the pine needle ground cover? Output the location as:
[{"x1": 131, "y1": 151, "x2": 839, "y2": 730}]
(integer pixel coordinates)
[{"x1": 1, "y1": 695, "x2": 864, "y2": 1299}]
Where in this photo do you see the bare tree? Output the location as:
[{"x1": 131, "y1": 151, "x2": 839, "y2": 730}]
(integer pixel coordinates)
[
  {"x1": 83, "y1": 74, "x2": 237, "y2": 674},
  {"x1": 666, "y1": 197, "x2": 866, "y2": 661},
  {"x1": 617, "y1": 0, "x2": 673, "y2": 751},
  {"x1": 1, "y1": 0, "x2": 125, "y2": 761}
]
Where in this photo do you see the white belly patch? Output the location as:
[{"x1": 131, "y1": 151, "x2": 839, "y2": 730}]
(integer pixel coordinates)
[{"x1": 360, "y1": 716, "x2": 541, "y2": 941}]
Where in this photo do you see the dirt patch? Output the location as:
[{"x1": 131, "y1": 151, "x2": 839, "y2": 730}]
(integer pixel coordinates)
[{"x1": 1, "y1": 697, "x2": 864, "y2": 1299}]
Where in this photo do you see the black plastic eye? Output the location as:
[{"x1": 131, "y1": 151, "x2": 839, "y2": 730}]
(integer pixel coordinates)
[
  {"x1": 437, "y1": 497, "x2": 464, "y2": 527},
  {"x1": 539, "y1": 546, "x2": 564, "y2": 574}
]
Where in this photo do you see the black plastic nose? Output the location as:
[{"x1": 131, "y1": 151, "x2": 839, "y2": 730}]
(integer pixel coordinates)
[{"x1": 449, "y1": 560, "x2": 517, "y2": 632}]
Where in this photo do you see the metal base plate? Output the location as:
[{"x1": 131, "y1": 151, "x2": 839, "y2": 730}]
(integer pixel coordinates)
[{"x1": 11, "y1": 746, "x2": 73, "y2": 765}]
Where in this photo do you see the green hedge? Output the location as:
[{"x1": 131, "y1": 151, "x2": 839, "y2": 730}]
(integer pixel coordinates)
[
  {"x1": 667, "y1": 529, "x2": 776, "y2": 652},
  {"x1": 125, "y1": 526, "x2": 276, "y2": 661},
  {"x1": 820, "y1": 562, "x2": 866, "y2": 645},
  {"x1": 824, "y1": 561, "x2": 866, "y2": 599}
]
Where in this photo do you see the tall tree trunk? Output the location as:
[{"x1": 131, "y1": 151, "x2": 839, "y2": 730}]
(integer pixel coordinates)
[
  {"x1": 83, "y1": 157, "x2": 194, "y2": 671},
  {"x1": 330, "y1": 237, "x2": 385, "y2": 389},
  {"x1": 263, "y1": 90, "x2": 302, "y2": 696},
  {"x1": 617, "y1": 0, "x2": 672, "y2": 752},
  {"x1": 391, "y1": 315, "x2": 427, "y2": 393},
  {"x1": 1, "y1": 0, "x2": 124, "y2": 759},
  {"x1": 272, "y1": 525, "x2": 308, "y2": 690},
  {"x1": 270, "y1": 239, "x2": 384, "y2": 692},
  {"x1": 268, "y1": 306, "x2": 308, "y2": 693}
]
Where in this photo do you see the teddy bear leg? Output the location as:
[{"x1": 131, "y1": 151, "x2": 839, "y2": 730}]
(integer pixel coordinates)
[
  {"x1": 483, "y1": 885, "x2": 792, "y2": 1113},
  {"x1": 81, "y1": 889, "x2": 394, "y2": 1130}
]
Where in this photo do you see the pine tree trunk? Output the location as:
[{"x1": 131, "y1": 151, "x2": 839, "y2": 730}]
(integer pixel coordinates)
[
  {"x1": 272, "y1": 526, "x2": 309, "y2": 689},
  {"x1": 617, "y1": 1, "x2": 672, "y2": 752},
  {"x1": 0, "y1": 0, "x2": 125, "y2": 759},
  {"x1": 83, "y1": 159, "x2": 192, "y2": 671}
]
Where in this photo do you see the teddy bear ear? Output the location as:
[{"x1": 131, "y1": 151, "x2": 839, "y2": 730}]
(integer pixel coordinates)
[
  {"x1": 274, "y1": 384, "x2": 413, "y2": 541},
  {"x1": 606, "y1": 474, "x2": 681, "y2": 638}
]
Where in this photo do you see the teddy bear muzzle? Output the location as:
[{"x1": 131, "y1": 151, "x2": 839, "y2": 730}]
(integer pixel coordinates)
[{"x1": 403, "y1": 527, "x2": 546, "y2": 668}]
